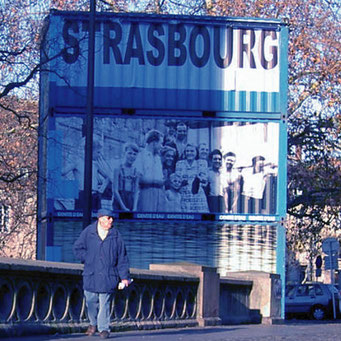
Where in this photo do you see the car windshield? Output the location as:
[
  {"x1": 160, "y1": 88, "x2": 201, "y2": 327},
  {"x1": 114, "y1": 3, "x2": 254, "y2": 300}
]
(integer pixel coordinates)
[{"x1": 326, "y1": 284, "x2": 339, "y2": 294}]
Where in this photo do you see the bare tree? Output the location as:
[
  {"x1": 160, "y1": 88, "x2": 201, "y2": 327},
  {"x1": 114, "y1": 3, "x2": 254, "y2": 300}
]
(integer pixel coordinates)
[
  {"x1": 0, "y1": 96, "x2": 37, "y2": 258},
  {"x1": 0, "y1": 0, "x2": 88, "y2": 259}
]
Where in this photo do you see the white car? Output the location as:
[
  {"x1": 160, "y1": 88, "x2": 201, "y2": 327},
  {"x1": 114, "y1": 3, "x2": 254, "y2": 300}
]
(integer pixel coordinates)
[{"x1": 285, "y1": 282, "x2": 340, "y2": 320}]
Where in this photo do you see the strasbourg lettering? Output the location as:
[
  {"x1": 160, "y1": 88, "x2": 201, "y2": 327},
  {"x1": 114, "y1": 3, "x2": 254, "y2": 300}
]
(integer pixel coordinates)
[{"x1": 62, "y1": 19, "x2": 278, "y2": 70}]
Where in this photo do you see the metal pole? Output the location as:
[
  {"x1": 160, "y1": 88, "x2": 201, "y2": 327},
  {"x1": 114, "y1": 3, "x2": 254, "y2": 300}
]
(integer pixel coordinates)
[
  {"x1": 329, "y1": 242, "x2": 336, "y2": 319},
  {"x1": 83, "y1": 0, "x2": 96, "y2": 228}
]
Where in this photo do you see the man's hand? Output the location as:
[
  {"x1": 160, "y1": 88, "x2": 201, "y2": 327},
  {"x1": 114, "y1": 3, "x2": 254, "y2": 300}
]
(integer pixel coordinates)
[
  {"x1": 118, "y1": 279, "x2": 133, "y2": 290},
  {"x1": 121, "y1": 279, "x2": 131, "y2": 287}
]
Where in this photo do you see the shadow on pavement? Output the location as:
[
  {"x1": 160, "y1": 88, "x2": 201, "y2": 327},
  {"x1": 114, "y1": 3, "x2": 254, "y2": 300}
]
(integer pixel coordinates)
[
  {"x1": 285, "y1": 318, "x2": 341, "y2": 325},
  {"x1": 114, "y1": 326, "x2": 242, "y2": 338},
  {"x1": 0, "y1": 327, "x2": 243, "y2": 341}
]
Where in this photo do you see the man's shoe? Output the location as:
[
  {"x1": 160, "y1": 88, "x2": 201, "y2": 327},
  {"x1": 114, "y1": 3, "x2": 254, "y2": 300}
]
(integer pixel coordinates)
[
  {"x1": 85, "y1": 325, "x2": 96, "y2": 336},
  {"x1": 99, "y1": 330, "x2": 110, "y2": 339}
]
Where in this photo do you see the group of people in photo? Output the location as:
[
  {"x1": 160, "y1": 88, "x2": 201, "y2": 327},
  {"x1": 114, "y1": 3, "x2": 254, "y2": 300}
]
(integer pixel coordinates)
[
  {"x1": 56, "y1": 118, "x2": 278, "y2": 215},
  {"x1": 89, "y1": 121, "x2": 278, "y2": 215}
]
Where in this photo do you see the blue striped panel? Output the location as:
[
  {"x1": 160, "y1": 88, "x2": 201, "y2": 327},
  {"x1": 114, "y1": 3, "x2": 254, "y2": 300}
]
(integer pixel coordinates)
[{"x1": 49, "y1": 82, "x2": 280, "y2": 113}]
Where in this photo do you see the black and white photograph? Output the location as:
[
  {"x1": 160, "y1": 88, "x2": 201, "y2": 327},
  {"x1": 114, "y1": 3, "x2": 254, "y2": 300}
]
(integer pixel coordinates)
[{"x1": 51, "y1": 116, "x2": 279, "y2": 216}]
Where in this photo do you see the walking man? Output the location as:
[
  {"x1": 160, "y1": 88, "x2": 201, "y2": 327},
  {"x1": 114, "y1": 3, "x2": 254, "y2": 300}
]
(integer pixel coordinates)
[{"x1": 73, "y1": 209, "x2": 131, "y2": 339}]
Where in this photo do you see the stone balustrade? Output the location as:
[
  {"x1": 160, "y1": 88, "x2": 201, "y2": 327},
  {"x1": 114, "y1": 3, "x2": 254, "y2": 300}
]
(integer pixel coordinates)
[
  {"x1": 0, "y1": 258, "x2": 199, "y2": 337},
  {"x1": 0, "y1": 257, "x2": 282, "y2": 338}
]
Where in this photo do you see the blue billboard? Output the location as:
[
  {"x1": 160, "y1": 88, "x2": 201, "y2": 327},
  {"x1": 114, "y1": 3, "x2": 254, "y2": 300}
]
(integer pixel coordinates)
[{"x1": 38, "y1": 11, "x2": 288, "y2": 301}]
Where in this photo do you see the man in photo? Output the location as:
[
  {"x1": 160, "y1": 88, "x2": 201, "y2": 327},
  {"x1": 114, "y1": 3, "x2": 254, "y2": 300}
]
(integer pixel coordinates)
[
  {"x1": 222, "y1": 152, "x2": 242, "y2": 213},
  {"x1": 112, "y1": 142, "x2": 139, "y2": 212},
  {"x1": 192, "y1": 149, "x2": 225, "y2": 213},
  {"x1": 174, "y1": 122, "x2": 188, "y2": 161},
  {"x1": 241, "y1": 155, "x2": 277, "y2": 213}
]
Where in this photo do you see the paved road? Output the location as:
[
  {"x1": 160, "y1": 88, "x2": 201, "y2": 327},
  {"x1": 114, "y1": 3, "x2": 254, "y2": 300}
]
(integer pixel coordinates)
[{"x1": 2, "y1": 321, "x2": 341, "y2": 341}]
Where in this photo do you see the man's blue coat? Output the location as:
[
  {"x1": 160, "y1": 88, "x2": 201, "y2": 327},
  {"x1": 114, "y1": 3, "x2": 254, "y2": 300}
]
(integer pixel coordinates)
[{"x1": 73, "y1": 222, "x2": 130, "y2": 293}]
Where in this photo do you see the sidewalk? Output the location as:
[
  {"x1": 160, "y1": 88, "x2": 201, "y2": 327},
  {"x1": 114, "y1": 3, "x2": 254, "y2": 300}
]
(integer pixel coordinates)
[{"x1": 2, "y1": 321, "x2": 341, "y2": 341}]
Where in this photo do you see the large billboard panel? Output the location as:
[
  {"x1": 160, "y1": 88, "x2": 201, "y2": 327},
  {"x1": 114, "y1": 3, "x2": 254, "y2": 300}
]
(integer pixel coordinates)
[
  {"x1": 47, "y1": 115, "x2": 284, "y2": 221},
  {"x1": 45, "y1": 11, "x2": 287, "y2": 115},
  {"x1": 38, "y1": 11, "x2": 288, "y2": 286}
]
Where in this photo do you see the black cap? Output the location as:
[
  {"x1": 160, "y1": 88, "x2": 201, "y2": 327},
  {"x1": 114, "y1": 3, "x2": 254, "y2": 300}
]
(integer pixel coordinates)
[{"x1": 97, "y1": 209, "x2": 114, "y2": 218}]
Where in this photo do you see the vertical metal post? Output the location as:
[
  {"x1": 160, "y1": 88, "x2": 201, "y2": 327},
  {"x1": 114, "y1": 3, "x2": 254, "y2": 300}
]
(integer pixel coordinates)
[
  {"x1": 329, "y1": 242, "x2": 336, "y2": 319},
  {"x1": 83, "y1": 0, "x2": 96, "y2": 228}
]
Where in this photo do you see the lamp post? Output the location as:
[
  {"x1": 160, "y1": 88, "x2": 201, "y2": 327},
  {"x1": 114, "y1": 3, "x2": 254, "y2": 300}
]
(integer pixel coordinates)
[{"x1": 83, "y1": 0, "x2": 96, "y2": 228}]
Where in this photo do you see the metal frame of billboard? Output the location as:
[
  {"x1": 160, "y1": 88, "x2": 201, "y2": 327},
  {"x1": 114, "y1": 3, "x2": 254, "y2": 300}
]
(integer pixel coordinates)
[{"x1": 38, "y1": 12, "x2": 288, "y2": 277}]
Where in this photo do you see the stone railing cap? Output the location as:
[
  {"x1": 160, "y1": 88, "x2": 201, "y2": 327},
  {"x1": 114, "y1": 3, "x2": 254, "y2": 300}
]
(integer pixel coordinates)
[{"x1": 149, "y1": 262, "x2": 217, "y2": 274}]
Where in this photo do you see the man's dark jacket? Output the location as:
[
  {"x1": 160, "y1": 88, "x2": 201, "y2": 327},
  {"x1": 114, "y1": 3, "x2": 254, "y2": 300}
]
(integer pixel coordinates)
[{"x1": 73, "y1": 222, "x2": 130, "y2": 293}]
